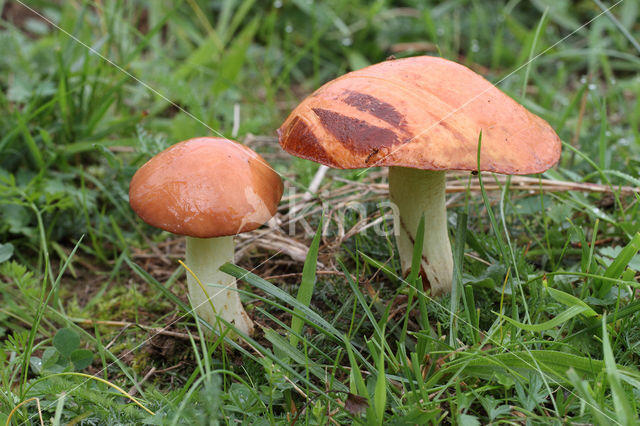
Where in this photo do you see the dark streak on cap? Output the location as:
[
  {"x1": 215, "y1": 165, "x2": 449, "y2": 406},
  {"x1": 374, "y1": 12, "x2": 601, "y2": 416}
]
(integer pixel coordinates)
[
  {"x1": 342, "y1": 90, "x2": 405, "y2": 128},
  {"x1": 312, "y1": 108, "x2": 398, "y2": 155},
  {"x1": 279, "y1": 116, "x2": 332, "y2": 164}
]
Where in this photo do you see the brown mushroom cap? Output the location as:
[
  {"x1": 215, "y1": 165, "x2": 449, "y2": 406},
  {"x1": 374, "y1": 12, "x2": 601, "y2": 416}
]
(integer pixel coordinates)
[
  {"x1": 278, "y1": 56, "x2": 561, "y2": 174},
  {"x1": 129, "y1": 137, "x2": 283, "y2": 238}
]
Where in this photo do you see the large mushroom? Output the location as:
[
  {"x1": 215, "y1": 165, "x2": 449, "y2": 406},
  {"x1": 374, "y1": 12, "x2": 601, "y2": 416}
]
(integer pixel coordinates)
[
  {"x1": 278, "y1": 56, "x2": 561, "y2": 296},
  {"x1": 129, "y1": 137, "x2": 283, "y2": 335}
]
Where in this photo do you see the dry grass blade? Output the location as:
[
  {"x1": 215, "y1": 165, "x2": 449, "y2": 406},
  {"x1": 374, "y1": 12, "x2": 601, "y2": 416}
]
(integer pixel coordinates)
[
  {"x1": 236, "y1": 230, "x2": 321, "y2": 266},
  {"x1": 446, "y1": 172, "x2": 640, "y2": 194}
]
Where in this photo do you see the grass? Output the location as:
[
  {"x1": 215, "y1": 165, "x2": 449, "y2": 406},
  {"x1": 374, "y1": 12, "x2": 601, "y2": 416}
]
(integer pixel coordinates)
[{"x1": 1, "y1": 0, "x2": 640, "y2": 424}]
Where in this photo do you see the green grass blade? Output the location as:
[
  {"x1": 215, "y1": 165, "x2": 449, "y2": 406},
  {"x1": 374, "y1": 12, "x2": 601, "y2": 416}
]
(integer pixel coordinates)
[
  {"x1": 448, "y1": 350, "x2": 640, "y2": 385},
  {"x1": 290, "y1": 219, "x2": 322, "y2": 348},
  {"x1": 345, "y1": 342, "x2": 372, "y2": 421},
  {"x1": 601, "y1": 314, "x2": 636, "y2": 424},
  {"x1": 598, "y1": 233, "x2": 640, "y2": 298},
  {"x1": 544, "y1": 285, "x2": 598, "y2": 317},
  {"x1": 494, "y1": 305, "x2": 589, "y2": 332},
  {"x1": 563, "y1": 298, "x2": 640, "y2": 343},
  {"x1": 16, "y1": 114, "x2": 44, "y2": 169},
  {"x1": 212, "y1": 18, "x2": 259, "y2": 95},
  {"x1": 593, "y1": 0, "x2": 640, "y2": 54},
  {"x1": 450, "y1": 211, "x2": 468, "y2": 346},
  {"x1": 566, "y1": 369, "x2": 612, "y2": 425},
  {"x1": 476, "y1": 132, "x2": 509, "y2": 263},
  {"x1": 374, "y1": 327, "x2": 386, "y2": 425},
  {"x1": 520, "y1": 6, "x2": 548, "y2": 98}
]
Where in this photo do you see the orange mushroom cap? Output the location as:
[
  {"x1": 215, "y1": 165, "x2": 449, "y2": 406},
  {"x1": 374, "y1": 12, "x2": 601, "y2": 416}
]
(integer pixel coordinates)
[
  {"x1": 278, "y1": 56, "x2": 561, "y2": 174},
  {"x1": 129, "y1": 137, "x2": 283, "y2": 238}
]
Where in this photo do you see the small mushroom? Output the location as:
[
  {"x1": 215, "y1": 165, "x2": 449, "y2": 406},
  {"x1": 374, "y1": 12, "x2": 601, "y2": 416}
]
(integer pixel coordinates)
[
  {"x1": 278, "y1": 56, "x2": 561, "y2": 296},
  {"x1": 129, "y1": 137, "x2": 283, "y2": 335}
]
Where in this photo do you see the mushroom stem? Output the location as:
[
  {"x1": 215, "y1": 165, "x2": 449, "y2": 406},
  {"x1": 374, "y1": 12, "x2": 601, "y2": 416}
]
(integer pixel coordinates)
[
  {"x1": 185, "y1": 236, "x2": 254, "y2": 336},
  {"x1": 388, "y1": 167, "x2": 453, "y2": 296}
]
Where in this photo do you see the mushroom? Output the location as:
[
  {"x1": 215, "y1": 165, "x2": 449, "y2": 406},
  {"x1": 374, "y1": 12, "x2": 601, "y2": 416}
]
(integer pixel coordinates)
[
  {"x1": 277, "y1": 56, "x2": 561, "y2": 296},
  {"x1": 129, "y1": 137, "x2": 283, "y2": 335}
]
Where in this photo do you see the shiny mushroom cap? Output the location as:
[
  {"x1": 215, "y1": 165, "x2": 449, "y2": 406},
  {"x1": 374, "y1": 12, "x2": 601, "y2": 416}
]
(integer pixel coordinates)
[
  {"x1": 129, "y1": 137, "x2": 283, "y2": 238},
  {"x1": 278, "y1": 56, "x2": 561, "y2": 174}
]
